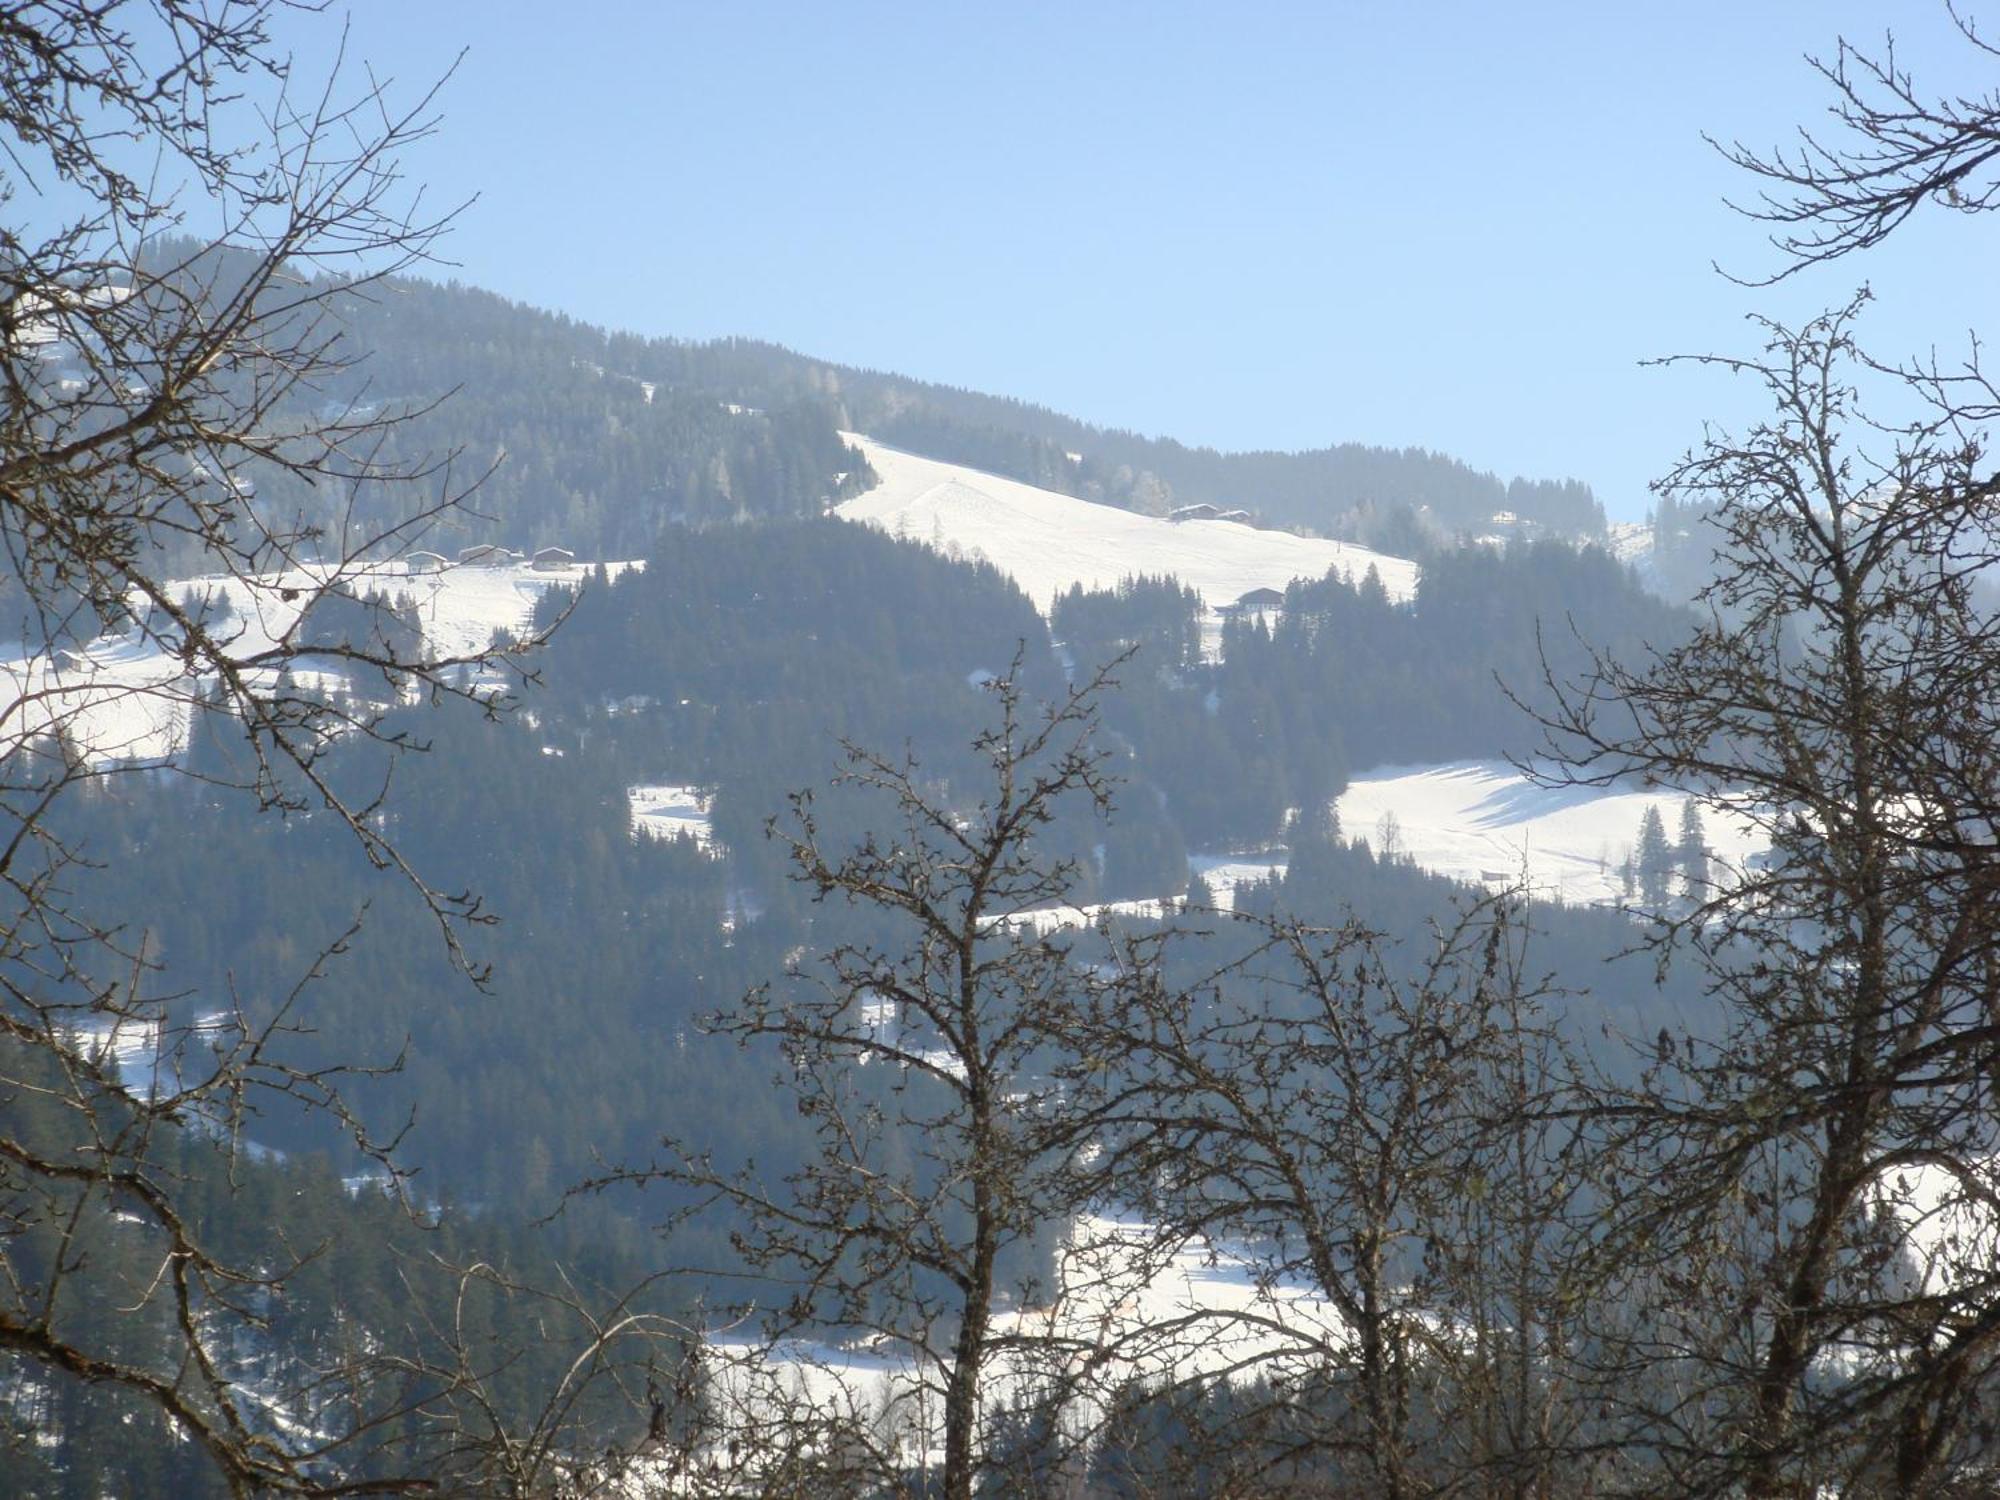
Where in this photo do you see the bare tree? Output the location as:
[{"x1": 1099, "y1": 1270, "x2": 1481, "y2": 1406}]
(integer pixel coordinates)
[
  {"x1": 1715, "y1": 7, "x2": 2000, "y2": 278},
  {"x1": 1063, "y1": 897, "x2": 1595, "y2": 1500},
  {"x1": 592, "y1": 658, "x2": 1148, "y2": 1500},
  {"x1": 0, "y1": 4, "x2": 565, "y2": 1492},
  {"x1": 1536, "y1": 297, "x2": 2000, "y2": 1497}
]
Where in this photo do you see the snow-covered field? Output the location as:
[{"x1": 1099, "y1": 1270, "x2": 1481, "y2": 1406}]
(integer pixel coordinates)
[
  {"x1": 67, "y1": 1009, "x2": 232, "y2": 1099},
  {"x1": 0, "y1": 557, "x2": 635, "y2": 766},
  {"x1": 1189, "y1": 852, "x2": 1288, "y2": 911},
  {"x1": 1336, "y1": 759, "x2": 1765, "y2": 907},
  {"x1": 965, "y1": 756, "x2": 1768, "y2": 938},
  {"x1": 837, "y1": 435, "x2": 1418, "y2": 615},
  {"x1": 990, "y1": 851, "x2": 1286, "y2": 936},
  {"x1": 1604, "y1": 518, "x2": 1653, "y2": 565},
  {"x1": 626, "y1": 783, "x2": 718, "y2": 850},
  {"x1": 710, "y1": 1212, "x2": 1350, "y2": 1472},
  {"x1": 990, "y1": 895, "x2": 1182, "y2": 936},
  {"x1": 1871, "y1": 1160, "x2": 2000, "y2": 1301}
]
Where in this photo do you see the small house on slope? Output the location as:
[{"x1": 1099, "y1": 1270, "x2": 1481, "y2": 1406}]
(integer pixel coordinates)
[
  {"x1": 1230, "y1": 587, "x2": 1287, "y2": 614},
  {"x1": 404, "y1": 551, "x2": 448, "y2": 574},
  {"x1": 457, "y1": 543, "x2": 513, "y2": 568},
  {"x1": 532, "y1": 546, "x2": 576, "y2": 571}
]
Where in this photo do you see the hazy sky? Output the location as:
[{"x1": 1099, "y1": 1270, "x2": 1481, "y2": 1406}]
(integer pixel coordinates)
[{"x1": 309, "y1": 3, "x2": 2000, "y2": 521}]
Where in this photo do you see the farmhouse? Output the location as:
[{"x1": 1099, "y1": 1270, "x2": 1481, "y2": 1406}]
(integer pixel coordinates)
[
  {"x1": 404, "y1": 551, "x2": 448, "y2": 574},
  {"x1": 532, "y1": 546, "x2": 576, "y2": 571},
  {"x1": 456, "y1": 543, "x2": 513, "y2": 568}
]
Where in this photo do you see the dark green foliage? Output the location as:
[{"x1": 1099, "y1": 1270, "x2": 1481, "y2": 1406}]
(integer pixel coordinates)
[
  {"x1": 1636, "y1": 804, "x2": 1673, "y2": 907},
  {"x1": 208, "y1": 267, "x2": 1602, "y2": 549},
  {"x1": 0, "y1": 1084, "x2": 682, "y2": 1499},
  {"x1": 1209, "y1": 541, "x2": 1691, "y2": 826},
  {"x1": 124, "y1": 248, "x2": 875, "y2": 580},
  {"x1": 1052, "y1": 575, "x2": 1203, "y2": 674},
  {"x1": 1678, "y1": 795, "x2": 1710, "y2": 900}
]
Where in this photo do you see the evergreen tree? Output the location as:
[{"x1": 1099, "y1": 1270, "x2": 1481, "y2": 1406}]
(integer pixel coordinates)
[
  {"x1": 1677, "y1": 796, "x2": 1709, "y2": 901},
  {"x1": 1636, "y1": 804, "x2": 1673, "y2": 907}
]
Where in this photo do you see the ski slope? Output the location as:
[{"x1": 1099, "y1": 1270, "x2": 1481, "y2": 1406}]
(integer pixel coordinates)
[
  {"x1": 837, "y1": 435, "x2": 1418, "y2": 614},
  {"x1": 1336, "y1": 760, "x2": 1766, "y2": 907}
]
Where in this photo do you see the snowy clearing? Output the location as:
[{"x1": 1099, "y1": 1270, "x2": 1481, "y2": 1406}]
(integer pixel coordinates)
[
  {"x1": 710, "y1": 1211, "x2": 1354, "y2": 1472},
  {"x1": 0, "y1": 557, "x2": 639, "y2": 766},
  {"x1": 67, "y1": 1010, "x2": 231, "y2": 1098},
  {"x1": 1189, "y1": 852, "x2": 1289, "y2": 911},
  {"x1": 1336, "y1": 759, "x2": 1766, "y2": 908},
  {"x1": 837, "y1": 435, "x2": 1418, "y2": 615},
  {"x1": 989, "y1": 895, "x2": 1182, "y2": 936},
  {"x1": 626, "y1": 783, "x2": 718, "y2": 850}
]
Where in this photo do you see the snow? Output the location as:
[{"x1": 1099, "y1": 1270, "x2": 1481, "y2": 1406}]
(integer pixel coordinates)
[
  {"x1": 710, "y1": 1212, "x2": 1356, "y2": 1471},
  {"x1": 1871, "y1": 1159, "x2": 2000, "y2": 1301},
  {"x1": 1335, "y1": 759, "x2": 1766, "y2": 908},
  {"x1": 0, "y1": 557, "x2": 640, "y2": 766},
  {"x1": 1188, "y1": 852, "x2": 1288, "y2": 912},
  {"x1": 68, "y1": 1010, "x2": 231, "y2": 1098},
  {"x1": 837, "y1": 435, "x2": 1418, "y2": 616},
  {"x1": 991, "y1": 1214, "x2": 1352, "y2": 1387},
  {"x1": 398, "y1": 556, "x2": 640, "y2": 660},
  {"x1": 1605, "y1": 519, "x2": 1653, "y2": 564},
  {"x1": 980, "y1": 853, "x2": 1283, "y2": 937},
  {"x1": 990, "y1": 896, "x2": 1183, "y2": 936},
  {"x1": 626, "y1": 783, "x2": 718, "y2": 850}
]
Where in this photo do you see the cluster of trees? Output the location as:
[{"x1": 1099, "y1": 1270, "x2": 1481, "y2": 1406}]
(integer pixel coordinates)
[
  {"x1": 1051, "y1": 574, "x2": 1205, "y2": 676},
  {"x1": 601, "y1": 284, "x2": 2000, "y2": 1482},
  {"x1": 1622, "y1": 797, "x2": 1710, "y2": 906},
  {"x1": 1049, "y1": 541, "x2": 1688, "y2": 850}
]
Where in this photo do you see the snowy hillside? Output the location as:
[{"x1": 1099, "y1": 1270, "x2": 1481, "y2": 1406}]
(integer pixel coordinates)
[
  {"x1": 991, "y1": 755, "x2": 1770, "y2": 935},
  {"x1": 1336, "y1": 760, "x2": 1765, "y2": 907},
  {"x1": 0, "y1": 557, "x2": 637, "y2": 766},
  {"x1": 837, "y1": 435, "x2": 1419, "y2": 614}
]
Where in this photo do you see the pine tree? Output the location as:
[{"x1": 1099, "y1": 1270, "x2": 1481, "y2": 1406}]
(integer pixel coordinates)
[
  {"x1": 1677, "y1": 796, "x2": 1709, "y2": 901},
  {"x1": 1636, "y1": 804, "x2": 1673, "y2": 907}
]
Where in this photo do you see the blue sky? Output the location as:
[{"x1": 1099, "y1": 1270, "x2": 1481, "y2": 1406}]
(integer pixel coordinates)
[{"x1": 311, "y1": 3, "x2": 2000, "y2": 521}]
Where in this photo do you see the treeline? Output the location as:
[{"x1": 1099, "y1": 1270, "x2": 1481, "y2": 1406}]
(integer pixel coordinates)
[
  {"x1": 120, "y1": 247, "x2": 874, "y2": 578},
  {"x1": 615, "y1": 334, "x2": 1606, "y2": 534},
  {"x1": 1055, "y1": 539, "x2": 1687, "y2": 848},
  {"x1": 93, "y1": 248, "x2": 1609, "y2": 612},
  {"x1": 234, "y1": 260, "x2": 1605, "y2": 550}
]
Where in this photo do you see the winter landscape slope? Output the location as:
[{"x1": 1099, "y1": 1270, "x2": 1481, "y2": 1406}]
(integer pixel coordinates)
[
  {"x1": 0, "y1": 558, "x2": 635, "y2": 766},
  {"x1": 1336, "y1": 760, "x2": 1766, "y2": 907},
  {"x1": 837, "y1": 434, "x2": 1419, "y2": 613}
]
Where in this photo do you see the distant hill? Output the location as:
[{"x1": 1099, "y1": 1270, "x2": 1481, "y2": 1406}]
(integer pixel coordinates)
[
  {"x1": 279, "y1": 269, "x2": 1604, "y2": 554},
  {"x1": 603, "y1": 323, "x2": 1605, "y2": 540}
]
